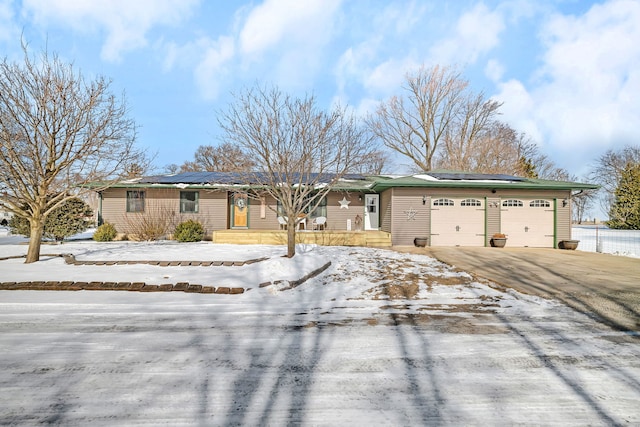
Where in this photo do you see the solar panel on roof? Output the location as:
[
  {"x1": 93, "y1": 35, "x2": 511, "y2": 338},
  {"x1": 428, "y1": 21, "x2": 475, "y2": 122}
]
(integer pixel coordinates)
[
  {"x1": 135, "y1": 171, "x2": 367, "y2": 185},
  {"x1": 428, "y1": 172, "x2": 526, "y2": 181}
]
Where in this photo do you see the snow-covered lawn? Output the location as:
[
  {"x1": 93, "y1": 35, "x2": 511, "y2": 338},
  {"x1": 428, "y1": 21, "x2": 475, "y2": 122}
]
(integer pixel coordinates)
[{"x1": 1, "y1": 231, "x2": 639, "y2": 425}]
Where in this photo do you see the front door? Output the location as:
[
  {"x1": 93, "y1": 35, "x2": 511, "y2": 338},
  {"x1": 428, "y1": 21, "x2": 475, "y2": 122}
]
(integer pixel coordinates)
[
  {"x1": 231, "y1": 194, "x2": 248, "y2": 228},
  {"x1": 364, "y1": 194, "x2": 379, "y2": 230}
]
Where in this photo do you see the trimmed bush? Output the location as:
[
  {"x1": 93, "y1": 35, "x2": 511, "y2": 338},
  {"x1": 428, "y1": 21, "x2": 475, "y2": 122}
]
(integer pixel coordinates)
[
  {"x1": 93, "y1": 222, "x2": 118, "y2": 242},
  {"x1": 174, "y1": 220, "x2": 205, "y2": 242},
  {"x1": 121, "y1": 202, "x2": 173, "y2": 241}
]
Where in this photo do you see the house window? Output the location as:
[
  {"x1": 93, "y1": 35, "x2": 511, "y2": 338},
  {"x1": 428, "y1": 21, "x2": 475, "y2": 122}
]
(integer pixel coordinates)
[
  {"x1": 461, "y1": 198, "x2": 482, "y2": 207},
  {"x1": 180, "y1": 191, "x2": 199, "y2": 213},
  {"x1": 502, "y1": 199, "x2": 523, "y2": 207},
  {"x1": 310, "y1": 196, "x2": 327, "y2": 218},
  {"x1": 433, "y1": 198, "x2": 454, "y2": 206},
  {"x1": 530, "y1": 199, "x2": 550, "y2": 208},
  {"x1": 126, "y1": 190, "x2": 145, "y2": 212},
  {"x1": 276, "y1": 195, "x2": 327, "y2": 218}
]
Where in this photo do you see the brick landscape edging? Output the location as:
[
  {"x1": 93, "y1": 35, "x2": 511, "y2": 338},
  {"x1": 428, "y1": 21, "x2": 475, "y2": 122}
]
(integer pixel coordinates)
[
  {"x1": 0, "y1": 253, "x2": 269, "y2": 267},
  {"x1": 58, "y1": 254, "x2": 269, "y2": 267},
  {"x1": 0, "y1": 256, "x2": 333, "y2": 294},
  {"x1": 259, "y1": 261, "x2": 332, "y2": 290},
  {"x1": 0, "y1": 280, "x2": 246, "y2": 294}
]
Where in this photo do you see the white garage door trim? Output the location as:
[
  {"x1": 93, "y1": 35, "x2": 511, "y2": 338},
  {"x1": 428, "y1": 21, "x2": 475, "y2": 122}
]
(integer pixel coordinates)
[
  {"x1": 430, "y1": 197, "x2": 485, "y2": 246},
  {"x1": 500, "y1": 198, "x2": 555, "y2": 247}
]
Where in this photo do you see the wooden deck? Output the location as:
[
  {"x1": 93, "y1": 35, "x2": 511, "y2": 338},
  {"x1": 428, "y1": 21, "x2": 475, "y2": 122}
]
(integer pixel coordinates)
[{"x1": 212, "y1": 229, "x2": 392, "y2": 247}]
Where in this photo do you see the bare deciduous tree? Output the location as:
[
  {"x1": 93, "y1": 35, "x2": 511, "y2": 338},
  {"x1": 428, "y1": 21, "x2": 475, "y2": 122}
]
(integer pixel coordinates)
[
  {"x1": 589, "y1": 144, "x2": 640, "y2": 215},
  {"x1": 572, "y1": 187, "x2": 597, "y2": 224},
  {"x1": 218, "y1": 86, "x2": 375, "y2": 257},
  {"x1": 367, "y1": 65, "x2": 501, "y2": 172},
  {"x1": 351, "y1": 149, "x2": 391, "y2": 175},
  {"x1": 163, "y1": 163, "x2": 180, "y2": 174},
  {"x1": 435, "y1": 119, "x2": 568, "y2": 180},
  {"x1": 440, "y1": 93, "x2": 502, "y2": 169},
  {"x1": 437, "y1": 121, "x2": 522, "y2": 173},
  {"x1": 179, "y1": 143, "x2": 255, "y2": 172},
  {"x1": 0, "y1": 43, "x2": 144, "y2": 262}
]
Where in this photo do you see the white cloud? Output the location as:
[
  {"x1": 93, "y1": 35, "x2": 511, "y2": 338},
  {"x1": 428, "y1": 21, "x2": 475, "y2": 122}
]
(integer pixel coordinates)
[
  {"x1": 492, "y1": 78, "x2": 543, "y2": 144},
  {"x1": 485, "y1": 59, "x2": 505, "y2": 82},
  {"x1": 22, "y1": 0, "x2": 200, "y2": 62},
  {"x1": 239, "y1": 0, "x2": 341, "y2": 58},
  {"x1": 492, "y1": 0, "x2": 640, "y2": 173},
  {"x1": 235, "y1": 0, "x2": 342, "y2": 90},
  {"x1": 430, "y1": 2, "x2": 505, "y2": 65},
  {"x1": 334, "y1": 41, "x2": 382, "y2": 96},
  {"x1": 194, "y1": 36, "x2": 235, "y2": 100},
  {"x1": 364, "y1": 58, "x2": 419, "y2": 95},
  {"x1": 540, "y1": 1, "x2": 639, "y2": 147},
  {"x1": 353, "y1": 97, "x2": 382, "y2": 117},
  {"x1": 381, "y1": 0, "x2": 429, "y2": 35},
  {"x1": 0, "y1": 0, "x2": 17, "y2": 43},
  {"x1": 160, "y1": 0, "x2": 345, "y2": 101},
  {"x1": 332, "y1": 2, "x2": 430, "y2": 103}
]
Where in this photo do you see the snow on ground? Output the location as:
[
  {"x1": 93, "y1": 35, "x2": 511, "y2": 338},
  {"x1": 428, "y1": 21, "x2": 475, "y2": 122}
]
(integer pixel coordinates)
[
  {"x1": 1, "y1": 231, "x2": 640, "y2": 425},
  {"x1": 0, "y1": 239, "x2": 328, "y2": 289}
]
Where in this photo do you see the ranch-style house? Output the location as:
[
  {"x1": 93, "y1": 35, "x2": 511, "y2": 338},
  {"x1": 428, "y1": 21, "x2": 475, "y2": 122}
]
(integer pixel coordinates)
[{"x1": 93, "y1": 171, "x2": 598, "y2": 248}]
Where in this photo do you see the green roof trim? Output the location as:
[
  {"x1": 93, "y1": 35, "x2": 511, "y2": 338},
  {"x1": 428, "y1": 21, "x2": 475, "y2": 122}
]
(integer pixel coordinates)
[
  {"x1": 86, "y1": 175, "x2": 377, "y2": 192},
  {"x1": 369, "y1": 174, "x2": 599, "y2": 191},
  {"x1": 86, "y1": 171, "x2": 598, "y2": 192}
]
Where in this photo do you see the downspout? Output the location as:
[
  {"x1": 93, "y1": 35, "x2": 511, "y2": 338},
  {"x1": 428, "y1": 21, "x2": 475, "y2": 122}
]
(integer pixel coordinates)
[
  {"x1": 484, "y1": 196, "x2": 488, "y2": 247},
  {"x1": 98, "y1": 191, "x2": 103, "y2": 226},
  {"x1": 553, "y1": 198, "x2": 558, "y2": 248}
]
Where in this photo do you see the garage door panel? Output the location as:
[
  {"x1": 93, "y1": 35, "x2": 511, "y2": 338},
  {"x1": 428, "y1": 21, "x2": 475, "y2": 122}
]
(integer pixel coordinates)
[
  {"x1": 501, "y1": 199, "x2": 554, "y2": 247},
  {"x1": 431, "y1": 198, "x2": 485, "y2": 246}
]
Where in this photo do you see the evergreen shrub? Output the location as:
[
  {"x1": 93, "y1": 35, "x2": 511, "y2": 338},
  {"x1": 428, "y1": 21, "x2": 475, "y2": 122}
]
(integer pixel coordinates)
[
  {"x1": 174, "y1": 220, "x2": 205, "y2": 242},
  {"x1": 93, "y1": 222, "x2": 118, "y2": 242},
  {"x1": 9, "y1": 197, "x2": 93, "y2": 241}
]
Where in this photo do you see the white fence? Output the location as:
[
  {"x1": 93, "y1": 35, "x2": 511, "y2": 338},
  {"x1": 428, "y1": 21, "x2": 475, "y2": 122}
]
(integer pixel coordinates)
[{"x1": 572, "y1": 226, "x2": 640, "y2": 257}]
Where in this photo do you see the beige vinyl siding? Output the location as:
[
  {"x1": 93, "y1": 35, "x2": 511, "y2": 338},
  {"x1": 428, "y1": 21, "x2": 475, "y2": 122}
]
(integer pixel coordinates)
[
  {"x1": 486, "y1": 197, "x2": 501, "y2": 246},
  {"x1": 100, "y1": 188, "x2": 127, "y2": 232},
  {"x1": 100, "y1": 188, "x2": 227, "y2": 237},
  {"x1": 324, "y1": 192, "x2": 364, "y2": 231},
  {"x1": 556, "y1": 191, "x2": 573, "y2": 244},
  {"x1": 389, "y1": 188, "x2": 430, "y2": 246},
  {"x1": 248, "y1": 195, "x2": 280, "y2": 230},
  {"x1": 492, "y1": 189, "x2": 567, "y2": 199},
  {"x1": 186, "y1": 190, "x2": 227, "y2": 234},
  {"x1": 247, "y1": 191, "x2": 365, "y2": 231},
  {"x1": 380, "y1": 189, "x2": 392, "y2": 233}
]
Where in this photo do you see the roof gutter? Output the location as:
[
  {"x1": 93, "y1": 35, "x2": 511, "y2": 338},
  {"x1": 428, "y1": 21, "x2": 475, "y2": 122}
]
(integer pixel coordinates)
[{"x1": 370, "y1": 181, "x2": 599, "y2": 191}]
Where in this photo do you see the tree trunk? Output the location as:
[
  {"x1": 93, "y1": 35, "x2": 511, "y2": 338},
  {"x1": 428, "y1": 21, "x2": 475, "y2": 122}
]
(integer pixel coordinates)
[
  {"x1": 25, "y1": 221, "x2": 44, "y2": 263},
  {"x1": 286, "y1": 217, "x2": 297, "y2": 258}
]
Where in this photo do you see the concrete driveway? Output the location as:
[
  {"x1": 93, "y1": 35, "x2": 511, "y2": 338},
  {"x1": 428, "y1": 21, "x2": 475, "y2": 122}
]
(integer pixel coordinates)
[{"x1": 395, "y1": 246, "x2": 640, "y2": 333}]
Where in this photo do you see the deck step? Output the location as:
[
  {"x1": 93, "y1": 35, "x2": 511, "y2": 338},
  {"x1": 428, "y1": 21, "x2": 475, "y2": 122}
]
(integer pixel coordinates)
[{"x1": 212, "y1": 230, "x2": 391, "y2": 248}]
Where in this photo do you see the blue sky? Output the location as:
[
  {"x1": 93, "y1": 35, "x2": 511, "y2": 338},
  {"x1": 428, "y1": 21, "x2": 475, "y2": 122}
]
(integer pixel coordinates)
[{"x1": 1, "y1": 0, "x2": 639, "y2": 177}]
